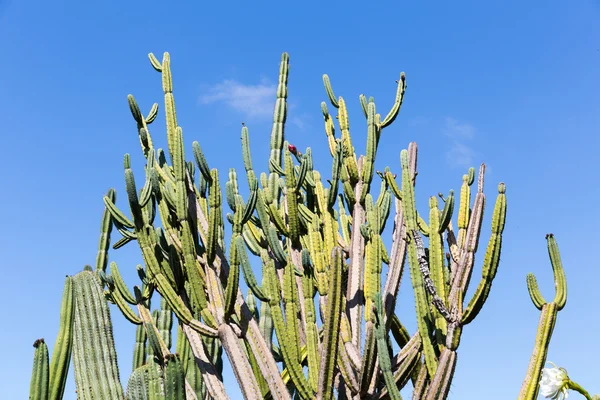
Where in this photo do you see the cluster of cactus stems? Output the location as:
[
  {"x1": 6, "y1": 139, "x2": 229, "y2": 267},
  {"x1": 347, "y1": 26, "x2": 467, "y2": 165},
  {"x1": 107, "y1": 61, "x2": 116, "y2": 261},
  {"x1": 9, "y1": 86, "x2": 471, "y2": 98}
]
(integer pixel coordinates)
[{"x1": 29, "y1": 52, "x2": 571, "y2": 400}]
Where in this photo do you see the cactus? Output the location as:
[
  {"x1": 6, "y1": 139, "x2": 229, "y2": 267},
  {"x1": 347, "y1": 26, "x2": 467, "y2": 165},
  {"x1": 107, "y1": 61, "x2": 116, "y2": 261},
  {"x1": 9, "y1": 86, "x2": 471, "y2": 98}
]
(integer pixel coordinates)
[
  {"x1": 29, "y1": 51, "x2": 587, "y2": 400},
  {"x1": 518, "y1": 234, "x2": 568, "y2": 400}
]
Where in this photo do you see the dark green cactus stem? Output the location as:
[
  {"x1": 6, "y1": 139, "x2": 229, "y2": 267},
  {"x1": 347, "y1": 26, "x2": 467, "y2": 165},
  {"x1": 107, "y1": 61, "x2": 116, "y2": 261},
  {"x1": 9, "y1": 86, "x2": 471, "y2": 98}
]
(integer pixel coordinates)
[
  {"x1": 96, "y1": 189, "x2": 115, "y2": 272},
  {"x1": 29, "y1": 339, "x2": 49, "y2": 400},
  {"x1": 132, "y1": 323, "x2": 147, "y2": 370},
  {"x1": 48, "y1": 276, "x2": 74, "y2": 400},
  {"x1": 72, "y1": 270, "x2": 124, "y2": 400},
  {"x1": 164, "y1": 354, "x2": 186, "y2": 400},
  {"x1": 269, "y1": 53, "x2": 289, "y2": 172},
  {"x1": 192, "y1": 141, "x2": 212, "y2": 184},
  {"x1": 155, "y1": 297, "x2": 173, "y2": 350}
]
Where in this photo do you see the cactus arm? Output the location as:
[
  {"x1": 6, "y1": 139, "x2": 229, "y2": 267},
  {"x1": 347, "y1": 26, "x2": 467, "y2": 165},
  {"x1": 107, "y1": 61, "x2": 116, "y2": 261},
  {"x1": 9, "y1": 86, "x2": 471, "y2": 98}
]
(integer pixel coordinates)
[
  {"x1": 321, "y1": 101, "x2": 338, "y2": 157},
  {"x1": 327, "y1": 140, "x2": 343, "y2": 210},
  {"x1": 237, "y1": 237, "x2": 269, "y2": 301},
  {"x1": 446, "y1": 165, "x2": 486, "y2": 313},
  {"x1": 108, "y1": 262, "x2": 137, "y2": 305},
  {"x1": 96, "y1": 189, "x2": 115, "y2": 272},
  {"x1": 269, "y1": 53, "x2": 290, "y2": 172},
  {"x1": 105, "y1": 282, "x2": 143, "y2": 325},
  {"x1": 29, "y1": 339, "x2": 49, "y2": 400},
  {"x1": 547, "y1": 234, "x2": 567, "y2": 309},
  {"x1": 322, "y1": 74, "x2": 339, "y2": 108},
  {"x1": 380, "y1": 73, "x2": 407, "y2": 128},
  {"x1": 461, "y1": 183, "x2": 507, "y2": 325},
  {"x1": 438, "y1": 190, "x2": 454, "y2": 233},
  {"x1": 337, "y1": 97, "x2": 359, "y2": 186},
  {"x1": 360, "y1": 102, "x2": 378, "y2": 203},
  {"x1": 526, "y1": 274, "x2": 546, "y2": 310},
  {"x1": 316, "y1": 247, "x2": 344, "y2": 400},
  {"x1": 48, "y1": 276, "x2": 74, "y2": 400}
]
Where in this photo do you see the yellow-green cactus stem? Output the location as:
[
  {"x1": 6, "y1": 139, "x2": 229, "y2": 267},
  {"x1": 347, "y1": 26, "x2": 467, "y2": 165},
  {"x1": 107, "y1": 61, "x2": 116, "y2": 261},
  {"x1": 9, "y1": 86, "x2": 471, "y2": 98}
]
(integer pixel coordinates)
[{"x1": 29, "y1": 339, "x2": 49, "y2": 400}]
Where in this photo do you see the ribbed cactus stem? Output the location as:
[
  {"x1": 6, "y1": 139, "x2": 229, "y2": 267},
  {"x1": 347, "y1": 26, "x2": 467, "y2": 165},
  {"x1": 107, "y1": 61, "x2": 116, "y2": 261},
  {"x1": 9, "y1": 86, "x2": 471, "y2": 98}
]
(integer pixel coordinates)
[
  {"x1": 48, "y1": 276, "x2": 74, "y2": 400},
  {"x1": 72, "y1": 270, "x2": 124, "y2": 399},
  {"x1": 29, "y1": 338, "x2": 49, "y2": 400}
]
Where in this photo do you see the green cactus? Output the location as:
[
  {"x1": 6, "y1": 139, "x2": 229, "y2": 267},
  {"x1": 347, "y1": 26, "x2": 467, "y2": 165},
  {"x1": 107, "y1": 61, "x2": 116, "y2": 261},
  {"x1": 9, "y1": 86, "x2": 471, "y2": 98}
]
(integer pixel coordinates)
[
  {"x1": 29, "y1": 339, "x2": 49, "y2": 400},
  {"x1": 519, "y1": 234, "x2": 568, "y2": 400},
  {"x1": 30, "y1": 50, "x2": 590, "y2": 400}
]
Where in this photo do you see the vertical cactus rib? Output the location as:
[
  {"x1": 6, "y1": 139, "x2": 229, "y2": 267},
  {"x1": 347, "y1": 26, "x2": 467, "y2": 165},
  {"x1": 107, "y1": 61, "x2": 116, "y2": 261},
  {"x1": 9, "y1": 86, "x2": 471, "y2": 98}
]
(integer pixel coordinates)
[
  {"x1": 29, "y1": 339, "x2": 49, "y2": 400},
  {"x1": 48, "y1": 276, "x2": 74, "y2": 400}
]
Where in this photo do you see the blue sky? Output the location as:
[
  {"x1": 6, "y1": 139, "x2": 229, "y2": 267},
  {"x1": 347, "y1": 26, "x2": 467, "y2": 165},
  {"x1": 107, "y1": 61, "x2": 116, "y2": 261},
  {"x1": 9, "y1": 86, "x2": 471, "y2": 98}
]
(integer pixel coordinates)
[{"x1": 1, "y1": 1, "x2": 599, "y2": 399}]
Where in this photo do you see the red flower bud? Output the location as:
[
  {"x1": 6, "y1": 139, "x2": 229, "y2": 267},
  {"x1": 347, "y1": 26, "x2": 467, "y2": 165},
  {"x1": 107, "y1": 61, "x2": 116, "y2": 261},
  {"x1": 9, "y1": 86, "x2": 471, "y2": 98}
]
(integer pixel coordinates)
[{"x1": 288, "y1": 144, "x2": 297, "y2": 154}]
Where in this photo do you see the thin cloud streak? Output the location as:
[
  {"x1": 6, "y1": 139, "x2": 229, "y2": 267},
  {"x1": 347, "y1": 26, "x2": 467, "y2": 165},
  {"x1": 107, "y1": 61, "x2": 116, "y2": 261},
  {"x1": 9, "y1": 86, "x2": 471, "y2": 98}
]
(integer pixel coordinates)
[{"x1": 200, "y1": 79, "x2": 276, "y2": 118}]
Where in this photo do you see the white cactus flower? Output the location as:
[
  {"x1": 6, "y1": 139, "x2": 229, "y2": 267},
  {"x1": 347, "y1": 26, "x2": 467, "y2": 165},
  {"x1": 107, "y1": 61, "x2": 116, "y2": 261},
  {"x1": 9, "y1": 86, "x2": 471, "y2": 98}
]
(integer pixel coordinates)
[{"x1": 539, "y1": 362, "x2": 569, "y2": 399}]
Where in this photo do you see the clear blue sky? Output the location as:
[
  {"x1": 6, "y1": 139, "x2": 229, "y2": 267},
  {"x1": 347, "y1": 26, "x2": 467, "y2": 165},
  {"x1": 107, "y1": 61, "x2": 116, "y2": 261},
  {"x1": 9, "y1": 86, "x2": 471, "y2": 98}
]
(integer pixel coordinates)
[{"x1": 1, "y1": 1, "x2": 598, "y2": 399}]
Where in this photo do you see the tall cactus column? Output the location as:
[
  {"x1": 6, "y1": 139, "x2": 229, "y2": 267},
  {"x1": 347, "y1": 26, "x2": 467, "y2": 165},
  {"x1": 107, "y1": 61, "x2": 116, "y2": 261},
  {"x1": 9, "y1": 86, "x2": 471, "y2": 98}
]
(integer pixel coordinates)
[{"x1": 519, "y1": 234, "x2": 568, "y2": 400}]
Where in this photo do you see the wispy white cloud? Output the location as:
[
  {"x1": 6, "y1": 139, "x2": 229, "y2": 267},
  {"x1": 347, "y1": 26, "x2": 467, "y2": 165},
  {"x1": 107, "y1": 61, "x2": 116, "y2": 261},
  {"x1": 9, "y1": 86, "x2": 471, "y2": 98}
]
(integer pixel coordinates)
[
  {"x1": 447, "y1": 142, "x2": 475, "y2": 168},
  {"x1": 199, "y1": 79, "x2": 276, "y2": 118},
  {"x1": 444, "y1": 117, "x2": 478, "y2": 167},
  {"x1": 444, "y1": 117, "x2": 476, "y2": 140}
]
